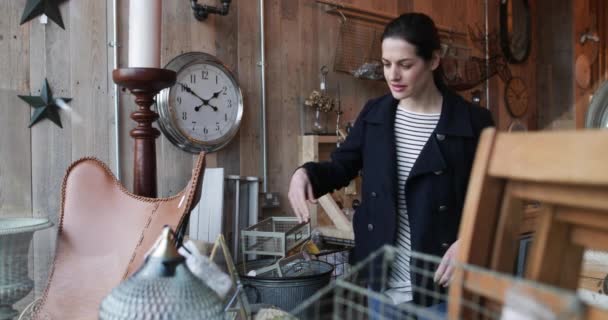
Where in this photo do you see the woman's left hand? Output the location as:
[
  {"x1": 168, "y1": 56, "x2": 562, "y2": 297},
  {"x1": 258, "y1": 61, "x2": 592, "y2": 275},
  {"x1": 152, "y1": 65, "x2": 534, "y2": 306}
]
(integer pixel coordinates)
[{"x1": 434, "y1": 239, "x2": 459, "y2": 287}]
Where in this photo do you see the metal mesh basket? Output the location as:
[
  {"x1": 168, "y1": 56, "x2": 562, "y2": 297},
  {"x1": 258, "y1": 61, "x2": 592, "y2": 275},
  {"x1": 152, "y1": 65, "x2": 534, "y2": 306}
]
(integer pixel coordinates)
[
  {"x1": 316, "y1": 249, "x2": 350, "y2": 280},
  {"x1": 334, "y1": 19, "x2": 384, "y2": 80},
  {"x1": 240, "y1": 217, "x2": 310, "y2": 259},
  {"x1": 291, "y1": 245, "x2": 595, "y2": 319},
  {"x1": 315, "y1": 237, "x2": 353, "y2": 280}
]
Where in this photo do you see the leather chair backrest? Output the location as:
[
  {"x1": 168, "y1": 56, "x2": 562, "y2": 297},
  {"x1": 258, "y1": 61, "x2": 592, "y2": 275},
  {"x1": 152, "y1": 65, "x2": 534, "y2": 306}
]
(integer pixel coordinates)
[{"x1": 33, "y1": 153, "x2": 205, "y2": 320}]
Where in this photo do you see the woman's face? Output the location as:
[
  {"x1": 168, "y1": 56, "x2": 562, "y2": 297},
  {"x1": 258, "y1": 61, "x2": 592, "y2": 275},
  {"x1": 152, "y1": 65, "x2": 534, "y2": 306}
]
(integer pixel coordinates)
[{"x1": 381, "y1": 37, "x2": 439, "y2": 101}]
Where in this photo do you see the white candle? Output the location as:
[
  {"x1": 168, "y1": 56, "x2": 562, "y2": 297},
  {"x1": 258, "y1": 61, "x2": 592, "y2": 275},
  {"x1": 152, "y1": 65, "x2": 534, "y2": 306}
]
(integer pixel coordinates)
[{"x1": 128, "y1": 0, "x2": 161, "y2": 68}]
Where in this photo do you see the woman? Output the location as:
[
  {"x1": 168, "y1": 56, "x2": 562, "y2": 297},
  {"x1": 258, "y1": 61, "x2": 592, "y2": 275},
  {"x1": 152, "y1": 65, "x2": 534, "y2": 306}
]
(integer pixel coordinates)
[{"x1": 288, "y1": 12, "x2": 494, "y2": 310}]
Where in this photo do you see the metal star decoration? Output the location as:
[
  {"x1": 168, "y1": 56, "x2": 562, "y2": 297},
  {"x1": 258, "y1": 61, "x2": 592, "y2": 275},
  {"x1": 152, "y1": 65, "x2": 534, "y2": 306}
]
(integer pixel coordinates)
[
  {"x1": 20, "y1": 0, "x2": 65, "y2": 29},
  {"x1": 18, "y1": 79, "x2": 71, "y2": 128}
]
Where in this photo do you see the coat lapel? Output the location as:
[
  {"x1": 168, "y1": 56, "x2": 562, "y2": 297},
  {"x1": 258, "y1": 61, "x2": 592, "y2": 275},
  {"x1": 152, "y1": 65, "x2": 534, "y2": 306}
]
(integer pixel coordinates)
[
  {"x1": 408, "y1": 90, "x2": 473, "y2": 179},
  {"x1": 408, "y1": 137, "x2": 447, "y2": 179},
  {"x1": 362, "y1": 95, "x2": 399, "y2": 199}
]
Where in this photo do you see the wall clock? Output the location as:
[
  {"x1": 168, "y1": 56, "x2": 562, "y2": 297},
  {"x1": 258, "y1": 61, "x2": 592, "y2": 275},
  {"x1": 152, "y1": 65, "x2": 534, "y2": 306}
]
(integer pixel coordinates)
[
  {"x1": 504, "y1": 76, "x2": 528, "y2": 118},
  {"x1": 500, "y1": 0, "x2": 531, "y2": 64},
  {"x1": 156, "y1": 52, "x2": 243, "y2": 153}
]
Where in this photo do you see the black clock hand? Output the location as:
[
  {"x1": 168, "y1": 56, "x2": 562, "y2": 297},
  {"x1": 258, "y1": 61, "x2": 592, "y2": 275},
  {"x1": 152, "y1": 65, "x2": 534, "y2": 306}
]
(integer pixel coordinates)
[
  {"x1": 208, "y1": 89, "x2": 223, "y2": 100},
  {"x1": 178, "y1": 82, "x2": 207, "y2": 103},
  {"x1": 208, "y1": 102, "x2": 219, "y2": 111},
  {"x1": 180, "y1": 83, "x2": 218, "y2": 112},
  {"x1": 194, "y1": 102, "x2": 218, "y2": 112},
  {"x1": 197, "y1": 89, "x2": 221, "y2": 111}
]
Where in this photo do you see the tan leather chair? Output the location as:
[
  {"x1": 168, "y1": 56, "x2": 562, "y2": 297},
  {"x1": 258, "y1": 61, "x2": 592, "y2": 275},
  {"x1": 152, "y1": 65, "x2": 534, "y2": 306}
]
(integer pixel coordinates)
[
  {"x1": 450, "y1": 128, "x2": 608, "y2": 319},
  {"x1": 33, "y1": 153, "x2": 205, "y2": 320}
]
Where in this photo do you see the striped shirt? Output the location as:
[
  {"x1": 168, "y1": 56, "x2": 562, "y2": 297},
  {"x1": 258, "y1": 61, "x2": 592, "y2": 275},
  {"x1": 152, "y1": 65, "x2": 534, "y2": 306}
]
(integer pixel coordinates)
[{"x1": 385, "y1": 107, "x2": 440, "y2": 304}]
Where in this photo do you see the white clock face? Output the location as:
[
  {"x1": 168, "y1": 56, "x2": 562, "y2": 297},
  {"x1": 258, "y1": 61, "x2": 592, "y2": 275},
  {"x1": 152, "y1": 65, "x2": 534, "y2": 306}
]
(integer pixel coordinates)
[{"x1": 168, "y1": 62, "x2": 240, "y2": 144}]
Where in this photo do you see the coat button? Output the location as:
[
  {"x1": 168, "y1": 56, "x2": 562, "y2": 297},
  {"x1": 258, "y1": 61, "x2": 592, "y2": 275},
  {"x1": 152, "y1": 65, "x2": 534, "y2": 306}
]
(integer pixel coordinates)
[
  {"x1": 434, "y1": 170, "x2": 443, "y2": 175},
  {"x1": 368, "y1": 223, "x2": 374, "y2": 231},
  {"x1": 371, "y1": 191, "x2": 377, "y2": 198},
  {"x1": 441, "y1": 242, "x2": 450, "y2": 249},
  {"x1": 436, "y1": 133, "x2": 446, "y2": 141},
  {"x1": 439, "y1": 205, "x2": 448, "y2": 212}
]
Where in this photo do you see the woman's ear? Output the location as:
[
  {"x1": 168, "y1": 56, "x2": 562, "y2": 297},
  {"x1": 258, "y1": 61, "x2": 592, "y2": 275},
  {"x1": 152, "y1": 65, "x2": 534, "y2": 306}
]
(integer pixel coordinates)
[{"x1": 430, "y1": 50, "x2": 441, "y2": 71}]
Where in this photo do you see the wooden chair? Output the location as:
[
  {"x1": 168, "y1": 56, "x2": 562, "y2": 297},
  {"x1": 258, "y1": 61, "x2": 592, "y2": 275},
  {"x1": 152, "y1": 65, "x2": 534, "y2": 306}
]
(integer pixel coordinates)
[
  {"x1": 450, "y1": 128, "x2": 608, "y2": 319},
  {"x1": 32, "y1": 153, "x2": 205, "y2": 320}
]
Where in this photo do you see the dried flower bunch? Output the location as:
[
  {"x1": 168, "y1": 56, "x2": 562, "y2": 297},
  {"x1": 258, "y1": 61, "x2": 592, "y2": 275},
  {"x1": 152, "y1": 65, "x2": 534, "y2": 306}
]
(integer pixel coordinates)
[{"x1": 304, "y1": 90, "x2": 334, "y2": 113}]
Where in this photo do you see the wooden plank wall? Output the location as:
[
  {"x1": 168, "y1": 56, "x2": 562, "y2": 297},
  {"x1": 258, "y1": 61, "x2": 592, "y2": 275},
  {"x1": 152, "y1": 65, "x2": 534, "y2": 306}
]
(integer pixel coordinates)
[
  {"x1": 488, "y1": 0, "x2": 538, "y2": 131},
  {"x1": 574, "y1": 0, "x2": 605, "y2": 128},
  {"x1": 0, "y1": 0, "x2": 31, "y2": 218},
  {"x1": 0, "y1": 0, "x2": 245, "y2": 303},
  {"x1": 536, "y1": 0, "x2": 574, "y2": 130},
  {"x1": 262, "y1": 0, "x2": 393, "y2": 216},
  {"x1": 411, "y1": 0, "x2": 539, "y2": 132},
  {"x1": 536, "y1": 0, "x2": 608, "y2": 130},
  {"x1": 0, "y1": 0, "x2": 495, "y2": 225},
  {"x1": 0, "y1": 0, "x2": 517, "y2": 304},
  {"x1": 408, "y1": 0, "x2": 489, "y2": 114}
]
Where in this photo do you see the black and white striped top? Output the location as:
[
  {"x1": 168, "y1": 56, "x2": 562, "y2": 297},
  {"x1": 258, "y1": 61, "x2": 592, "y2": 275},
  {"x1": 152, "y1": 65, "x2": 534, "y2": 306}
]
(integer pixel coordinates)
[{"x1": 386, "y1": 107, "x2": 440, "y2": 304}]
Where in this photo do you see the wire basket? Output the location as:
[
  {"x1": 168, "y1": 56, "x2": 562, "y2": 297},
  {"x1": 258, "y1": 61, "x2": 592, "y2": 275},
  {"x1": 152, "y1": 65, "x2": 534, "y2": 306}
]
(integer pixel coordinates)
[
  {"x1": 290, "y1": 245, "x2": 594, "y2": 319},
  {"x1": 240, "y1": 217, "x2": 310, "y2": 259},
  {"x1": 316, "y1": 249, "x2": 350, "y2": 280},
  {"x1": 334, "y1": 19, "x2": 384, "y2": 80},
  {"x1": 315, "y1": 236, "x2": 353, "y2": 280}
]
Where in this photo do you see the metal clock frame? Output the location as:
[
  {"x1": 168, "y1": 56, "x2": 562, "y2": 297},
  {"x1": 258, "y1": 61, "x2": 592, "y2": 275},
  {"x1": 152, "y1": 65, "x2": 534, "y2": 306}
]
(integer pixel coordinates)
[
  {"x1": 499, "y1": 0, "x2": 531, "y2": 64},
  {"x1": 156, "y1": 52, "x2": 244, "y2": 153}
]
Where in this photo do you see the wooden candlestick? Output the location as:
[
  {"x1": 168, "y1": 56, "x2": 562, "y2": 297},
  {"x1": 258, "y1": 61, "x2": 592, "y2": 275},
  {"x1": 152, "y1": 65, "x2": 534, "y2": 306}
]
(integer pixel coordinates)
[{"x1": 113, "y1": 68, "x2": 176, "y2": 197}]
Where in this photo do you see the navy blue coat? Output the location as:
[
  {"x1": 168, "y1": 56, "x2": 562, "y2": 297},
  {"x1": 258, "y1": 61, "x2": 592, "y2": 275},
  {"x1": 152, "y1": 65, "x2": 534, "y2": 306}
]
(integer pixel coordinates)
[{"x1": 302, "y1": 89, "x2": 494, "y2": 301}]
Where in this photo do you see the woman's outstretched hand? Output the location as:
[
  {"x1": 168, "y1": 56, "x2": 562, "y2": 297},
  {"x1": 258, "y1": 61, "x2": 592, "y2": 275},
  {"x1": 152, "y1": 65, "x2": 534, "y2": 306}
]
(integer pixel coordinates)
[{"x1": 288, "y1": 168, "x2": 317, "y2": 223}]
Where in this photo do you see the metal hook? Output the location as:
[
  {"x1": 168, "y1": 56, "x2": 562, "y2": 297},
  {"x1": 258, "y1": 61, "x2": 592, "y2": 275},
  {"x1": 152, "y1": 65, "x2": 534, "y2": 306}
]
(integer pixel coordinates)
[
  {"x1": 321, "y1": 65, "x2": 329, "y2": 76},
  {"x1": 580, "y1": 30, "x2": 600, "y2": 44},
  {"x1": 191, "y1": 0, "x2": 231, "y2": 21},
  {"x1": 337, "y1": 9, "x2": 347, "y2": 23},
  {"x1": 325, "y1": 4, "x2": 347, "y2": 24},
  {"x1": 320, "y1": 65, "x2": 329, "y2": 91}
]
